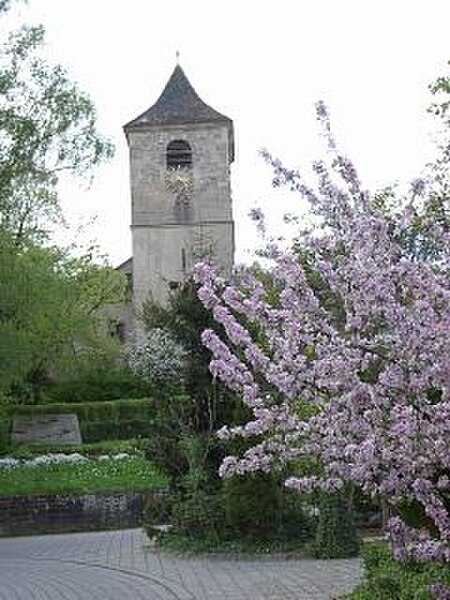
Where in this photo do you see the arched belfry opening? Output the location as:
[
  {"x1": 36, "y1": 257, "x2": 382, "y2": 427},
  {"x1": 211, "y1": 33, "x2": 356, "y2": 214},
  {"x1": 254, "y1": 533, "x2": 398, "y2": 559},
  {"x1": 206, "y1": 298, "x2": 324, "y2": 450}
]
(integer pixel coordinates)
[{"x1": 166, "y1": 139, "x2": 192, "y2": 170}]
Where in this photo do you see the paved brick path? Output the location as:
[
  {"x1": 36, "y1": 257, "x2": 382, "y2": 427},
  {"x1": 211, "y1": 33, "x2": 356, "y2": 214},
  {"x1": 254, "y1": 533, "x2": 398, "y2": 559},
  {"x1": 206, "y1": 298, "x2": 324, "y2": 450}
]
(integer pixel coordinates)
[{"x1": 0, "y1": 528, "x2": 361, "y2": 599}]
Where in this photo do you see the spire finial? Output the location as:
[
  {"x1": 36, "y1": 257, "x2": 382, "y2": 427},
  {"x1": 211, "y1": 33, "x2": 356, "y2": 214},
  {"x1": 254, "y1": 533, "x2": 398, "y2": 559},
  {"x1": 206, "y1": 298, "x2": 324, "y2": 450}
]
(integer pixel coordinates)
[{"x1": 175, "y1": 49, "x2": 180, "y2": 64}]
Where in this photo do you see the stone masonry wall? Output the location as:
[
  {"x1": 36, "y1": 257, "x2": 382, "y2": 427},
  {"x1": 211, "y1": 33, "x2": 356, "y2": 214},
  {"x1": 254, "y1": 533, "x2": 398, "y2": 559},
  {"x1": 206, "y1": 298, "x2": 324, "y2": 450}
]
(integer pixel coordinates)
[
  {"x1": 128, "y1": 122, "x2": 234, "y2": 308},
  {"x1": 129, "y1": 122, "x2": 232, "y2": 224},
  {"x1": 0, "y1": 490, "x2": 168, "y2": 536}
]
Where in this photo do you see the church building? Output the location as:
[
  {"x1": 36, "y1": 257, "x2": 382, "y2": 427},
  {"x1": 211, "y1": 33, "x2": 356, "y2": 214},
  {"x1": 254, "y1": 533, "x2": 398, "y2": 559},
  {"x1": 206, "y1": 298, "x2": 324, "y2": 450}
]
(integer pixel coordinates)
[{"x1": 117, "y1": 64, "x2": 235, "y2": 340}]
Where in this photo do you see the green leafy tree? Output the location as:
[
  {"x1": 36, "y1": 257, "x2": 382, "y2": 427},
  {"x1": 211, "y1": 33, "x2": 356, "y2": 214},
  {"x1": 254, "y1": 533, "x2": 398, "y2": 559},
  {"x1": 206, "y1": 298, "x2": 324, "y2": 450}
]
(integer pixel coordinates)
[
  {"x1": 0, "y1": 230, "x2": 126, "y2": 400},
  {"x1": 0, "y1": 2, "x2": 120, "y2": 401},
  {"x1": 0, "y1": 1, "x2": 113, "y2": 242}
]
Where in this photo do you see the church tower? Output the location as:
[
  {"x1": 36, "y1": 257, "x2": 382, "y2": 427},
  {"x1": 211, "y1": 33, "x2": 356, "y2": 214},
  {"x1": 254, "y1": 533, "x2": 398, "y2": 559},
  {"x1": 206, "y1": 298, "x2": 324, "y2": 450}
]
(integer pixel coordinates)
[{"x1": 123, "y1": 64, "x2": 235, "y2": 314}]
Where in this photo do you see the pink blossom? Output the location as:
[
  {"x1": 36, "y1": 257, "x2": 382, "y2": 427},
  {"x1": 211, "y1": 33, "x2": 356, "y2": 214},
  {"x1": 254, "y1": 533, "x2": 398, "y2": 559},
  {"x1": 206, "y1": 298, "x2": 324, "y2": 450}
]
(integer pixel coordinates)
[{"x1": 196, "y1": 106, "x2": 450, "y2": 568}]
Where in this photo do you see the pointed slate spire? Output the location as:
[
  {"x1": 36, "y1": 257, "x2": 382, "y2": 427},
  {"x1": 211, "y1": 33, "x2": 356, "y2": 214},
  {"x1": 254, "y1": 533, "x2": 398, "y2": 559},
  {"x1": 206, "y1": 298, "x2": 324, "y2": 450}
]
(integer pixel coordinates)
[{"x1": 124, "y1": 65, "x2": 234, "y2": 161}]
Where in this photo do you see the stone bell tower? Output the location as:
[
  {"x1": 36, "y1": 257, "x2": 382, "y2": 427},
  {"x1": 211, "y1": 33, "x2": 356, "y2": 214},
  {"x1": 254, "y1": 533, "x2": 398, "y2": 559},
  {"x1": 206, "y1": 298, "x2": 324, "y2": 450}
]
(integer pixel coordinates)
[{"x1": 123, "y1": 64, "x2": 235, "y2": 315}]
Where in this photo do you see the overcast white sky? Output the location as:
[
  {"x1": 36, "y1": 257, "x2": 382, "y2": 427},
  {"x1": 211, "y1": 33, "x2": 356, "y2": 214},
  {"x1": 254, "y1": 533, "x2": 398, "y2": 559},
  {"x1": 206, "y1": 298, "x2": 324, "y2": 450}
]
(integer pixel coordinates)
[{"x1": 9, "y1": 0, "x2": 450, "y2": 265}]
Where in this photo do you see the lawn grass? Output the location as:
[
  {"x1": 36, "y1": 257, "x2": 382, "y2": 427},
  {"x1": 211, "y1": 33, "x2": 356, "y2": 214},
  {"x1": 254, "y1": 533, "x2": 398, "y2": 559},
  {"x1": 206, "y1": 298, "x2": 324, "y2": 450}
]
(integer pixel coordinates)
[{"x1": 0, "y1": 455, "x2": 168, "y2": 497}]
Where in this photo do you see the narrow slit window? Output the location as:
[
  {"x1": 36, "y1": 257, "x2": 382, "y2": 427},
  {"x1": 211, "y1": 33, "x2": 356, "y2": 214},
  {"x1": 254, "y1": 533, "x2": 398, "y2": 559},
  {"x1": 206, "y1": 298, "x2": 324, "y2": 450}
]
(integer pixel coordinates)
[
  {"x1": 181, "y1": 248, "x2": 186, "y2": 271},
  {"x1": 166, "y1": 140, "x2": 192, "y2": 169}
]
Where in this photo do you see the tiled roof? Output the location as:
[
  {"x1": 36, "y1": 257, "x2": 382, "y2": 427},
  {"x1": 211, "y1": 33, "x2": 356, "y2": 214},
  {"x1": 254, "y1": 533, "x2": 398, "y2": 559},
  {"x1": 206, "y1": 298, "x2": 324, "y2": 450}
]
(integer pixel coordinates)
[
  {"x1": 116, "y1": 257, "x2": 133, "y2": 273},
  {"x1": 124, "y1": 65, "x2": 234, "y2": 161}
]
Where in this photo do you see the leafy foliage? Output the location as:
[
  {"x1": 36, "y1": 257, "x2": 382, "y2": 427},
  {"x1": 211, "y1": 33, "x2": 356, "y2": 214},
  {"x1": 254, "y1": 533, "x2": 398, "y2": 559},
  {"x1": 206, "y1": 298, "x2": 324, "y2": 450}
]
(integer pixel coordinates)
[
  {"x1": 0, "y1": 397, "x2": 9, "y2": 454},
  {"x1": 222, "y1": 472, "x2": 312, "y2": 542},
  {"x1": 171, "y1": 490, "x2": 225, "y2": 541},
  {"x1": 347, "y1": 543, "x2": 450, "y2": 600},
  {"x1": 41, "y1": 367, "x2": 150, "y2": 404},
  {"x1": 0, "y1": 4, "x2": 120, "y2": 402},
  {"x1": 313, "y1": 491, "x2": 360, "y2": 558},
  {"x1": 0, "y1": 1, "x2": 114, "y2": 241},
  {"x1": 141, "y1": 280, "x2": 243, "y2": 488},
  {"x1": 127, "y1": 328, "x2": 187, "y2": 395},
  {"x1": 142, "y1": 279, "x2": 239, "y2": 420},
  {"x1": 0, "y1": 230, "x2": 126, "y2": 401},
  {"x1": 7, "y1": 438, "x2": 144, "y2": 458}
]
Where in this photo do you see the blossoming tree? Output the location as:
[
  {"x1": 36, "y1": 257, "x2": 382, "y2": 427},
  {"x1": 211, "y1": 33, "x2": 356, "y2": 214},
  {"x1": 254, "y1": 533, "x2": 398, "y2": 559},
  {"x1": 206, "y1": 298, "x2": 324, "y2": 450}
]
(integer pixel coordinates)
[
  {"x1": 195, "y1": 104, "x2": 450, "y2": 596},
  {"x1": 127, "y1": 327, "x2": 187, "y2": 393}
]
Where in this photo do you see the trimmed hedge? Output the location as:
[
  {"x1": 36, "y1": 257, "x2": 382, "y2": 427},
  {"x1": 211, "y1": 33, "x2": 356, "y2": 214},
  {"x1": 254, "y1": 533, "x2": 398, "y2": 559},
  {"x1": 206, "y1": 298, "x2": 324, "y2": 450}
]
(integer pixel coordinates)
[
  {"x1": 0, "y1": 416, "x2": 10, "y2": 454},
  {"x1": 41, "y1": 370, "x2": 150, "y2": 404},
  {"x1": 9, "y1": 398, "x2": 155, "y2": 443},
  {"x1": 4, "y1": 439, "x2": 141, "y2": 458}
]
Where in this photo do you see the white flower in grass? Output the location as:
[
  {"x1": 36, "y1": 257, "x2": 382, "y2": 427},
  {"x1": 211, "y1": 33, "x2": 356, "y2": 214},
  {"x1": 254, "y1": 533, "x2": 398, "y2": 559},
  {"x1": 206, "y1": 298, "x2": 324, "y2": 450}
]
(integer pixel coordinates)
[
  {"x1": 112, "y1": 453, "x2": 129, "y2": 461},
  {"x1": 2, "y1": 451, "x2": 136, "y2": 470},
  {"x1": 28, "y1": 453, "x2": 89, "y2": 467},
  {"x1": 0, "y1": 457, "x2": 20, "y2": 470}
]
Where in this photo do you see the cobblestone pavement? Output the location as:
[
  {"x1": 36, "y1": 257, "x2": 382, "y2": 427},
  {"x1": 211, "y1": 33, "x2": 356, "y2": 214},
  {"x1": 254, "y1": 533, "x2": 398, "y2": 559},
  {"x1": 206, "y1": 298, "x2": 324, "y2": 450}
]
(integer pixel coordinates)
[{"x1": 0, "y1": 529, "x2": 362, "y2": 599}]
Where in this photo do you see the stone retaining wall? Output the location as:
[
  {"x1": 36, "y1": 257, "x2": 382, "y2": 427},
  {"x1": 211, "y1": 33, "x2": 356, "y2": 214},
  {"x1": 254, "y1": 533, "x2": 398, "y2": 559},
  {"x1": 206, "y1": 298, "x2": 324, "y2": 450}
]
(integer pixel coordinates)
[{"x1": 0, "y1": 490, "x2": 168, "y2": 536}]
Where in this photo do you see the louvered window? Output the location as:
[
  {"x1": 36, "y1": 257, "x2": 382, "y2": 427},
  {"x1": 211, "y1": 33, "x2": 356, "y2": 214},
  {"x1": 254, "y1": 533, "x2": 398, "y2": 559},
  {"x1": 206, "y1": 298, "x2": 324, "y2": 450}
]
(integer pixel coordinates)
[{"x1": 166, "y1": 140, "x2": 192, "y2": 169}]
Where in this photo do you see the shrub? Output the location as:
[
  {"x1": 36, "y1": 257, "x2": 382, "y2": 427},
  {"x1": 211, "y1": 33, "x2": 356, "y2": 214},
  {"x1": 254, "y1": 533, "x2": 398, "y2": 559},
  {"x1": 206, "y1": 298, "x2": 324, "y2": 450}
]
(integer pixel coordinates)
[
  {"x1": 171, "y1": 491, "x2": 225, "y2": 540},
  {"x1": 142, "y1": 398, "x2": 200, "y2": 489},
  {"x1": 216, "y1": 472, "x2": 312, "y2": 543},
  {"x1": 8, "y1": 439, "x2": 142, "y2": 458},
  {"x1": 127, "y1": 328, "x2": 187, "y2": 396},
  {"x1": 0, "y1": 413, "x2": 10, "y2": 455},
  {"x1": 41, "y1": 368, "x2": 150, "y2": 404},
  {"x1": 143, "y1": 492, "x2": 172, "y2": 527},
  {"x1": 313, "y1": 491, "x2": 360, "y2": 558},
  {"x1": 223, "y1": 473, "x2": 283, "y2": 540},
  {"x1": 347, "y1": 542, "x2": 450, "y2": 600}
]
